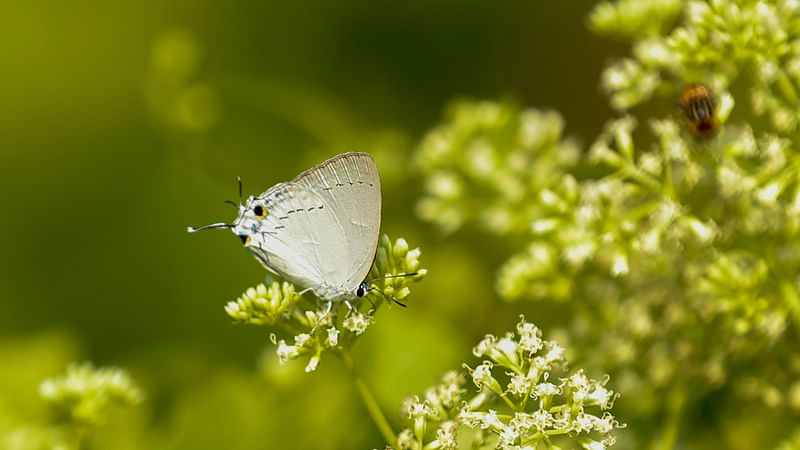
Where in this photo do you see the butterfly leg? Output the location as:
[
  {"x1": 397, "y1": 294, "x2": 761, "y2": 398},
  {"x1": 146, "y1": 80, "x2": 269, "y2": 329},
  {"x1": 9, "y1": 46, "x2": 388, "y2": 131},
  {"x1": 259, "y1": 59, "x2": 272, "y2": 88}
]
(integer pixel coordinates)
[
  {"x1": 361, "y1": 295, "x2": 376, "y2": 314},
  {"x1": 310, "y1": 300, "x2": 334, "y2": 334}
]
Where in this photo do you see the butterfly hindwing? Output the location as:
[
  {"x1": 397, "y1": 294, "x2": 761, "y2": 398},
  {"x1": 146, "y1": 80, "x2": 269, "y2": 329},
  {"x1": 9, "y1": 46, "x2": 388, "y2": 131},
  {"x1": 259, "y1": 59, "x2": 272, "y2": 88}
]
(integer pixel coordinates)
[{"x1": 291, "y1": 152, "x2": 382, "y2": 291}]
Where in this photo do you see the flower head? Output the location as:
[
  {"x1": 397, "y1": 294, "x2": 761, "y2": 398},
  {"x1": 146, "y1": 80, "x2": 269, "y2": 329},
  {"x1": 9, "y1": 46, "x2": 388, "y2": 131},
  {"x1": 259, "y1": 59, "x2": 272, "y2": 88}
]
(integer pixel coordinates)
[
  {"x1": 402, "y1": 317, "x2": 623, "y2": 449},
  {"x1": 39, "y1": 362, "x2": 142, "y2": 427}
]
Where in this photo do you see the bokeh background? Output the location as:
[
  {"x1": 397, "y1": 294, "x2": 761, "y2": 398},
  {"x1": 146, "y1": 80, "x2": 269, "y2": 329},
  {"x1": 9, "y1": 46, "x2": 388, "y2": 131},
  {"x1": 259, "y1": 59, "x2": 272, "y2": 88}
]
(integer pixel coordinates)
[{"x1": 0, "y1": 1, "x2": 649, "y2": 448}]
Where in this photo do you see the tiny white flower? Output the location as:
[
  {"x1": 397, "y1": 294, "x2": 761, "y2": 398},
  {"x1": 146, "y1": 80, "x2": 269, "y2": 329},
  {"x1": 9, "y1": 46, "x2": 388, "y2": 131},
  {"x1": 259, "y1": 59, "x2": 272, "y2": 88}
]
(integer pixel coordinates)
[
  {"x1": 756, "y1": 182, "x2": 781, "y2": 204},
  {"x1": 516, "y1": 320, "x2": 543, "y2": 354},
  {"x1": 427, "y1": 170, "x2": 463, "y2": 200},
  {"x1": 638, "y1": 229, "x2": 661, "y2": 254},
  {"x1": 38, "y1": 380, "x2": 57, "y2": 399},
  {"x1": 638, "y1": 152, "x2": 662, "y2": 175},
  {"x1": 575, "y1": 204, "x2": 600, "y2": 224},
  {"x1": 573, "y1": 411, "x2": 594, "y2": 433},
  {"x1": 407, "y1": 397, "x2": 437, "y2": 419},
  {"x1": 531, "y1": 218, "x2": 559, "y2": 234},
  {"x1": 686, "y1": 218, "x2": 716, "y2": 244},
  {"x1": 294, "y1": 333, "x2": 312, "y2": 347},
  {"x1": 593, "y1": 413, "x2": 616, "y2": 433},
  {"x1": 539, "y1": 189, "x2": 561, "y2": 207},
  {"x1": 544, "y1": 342, "x2": 565, "y2": 364},
  {"x1": 497, "y1": 424, "x2": 520, "y2": 448},
  {"x1": 563, "y1": 241, "x2": 597, "y2": 267},
  {"x1": 395, "y1": 428, "x2": 419, "y2": 450},
  {"x1": 532, "y1": 382, "x2": 561, "y2": 398},
  {"x1": 495, "y1": 335, "x2": 520, "y2": 366},
  {"x1": 585, "y1": 441, "x2": 605, "y2": 450},
  {"x1": 587, "y1": 384, "x2": 613, "y2": 408},
  {"x1": 305, "y1": 355, "x2": 319, "y2": 372},
  {"x1": 326, "y1": 327, "x2": 339, "y2": 347},
  {"x1": 469, "y1": 361, "x2": 495, "y2": 389},
  {"x1": 436, "y1": 374, "x2": 465, "y2": 408},
  {"x1": 531, "y1": 356, "x2": 550, "y2": 371},
  {"x1": 483, "y1": 409, "x2": 504, "y2": 429},
  {"x1": 506, "y1": 372, "x2": 532, "y2": 396},
  {"x1": 530, "y1": 409, "x2": 553, "y2": 431},
  {"x1": 611, "y1": 253, "x2": 629, "y2": 276},
  {"x1": 458, "y1": 410, "x2": 487, "y2": 429},
  {"x1": 567, "y1": 370, "x2": 590, "y2": 402},
  {"x1": 276, "y1": 340, "x2": 299, "y2": 365},
  {"x1": 510, "y1": 411, "x2": 534, "y2": 432},
  {"x1": 434, "y1": 421, "x2": 458, "y2": 449},
  {"x1": 473, "y1": 335, "x2": 496, "y2": 357},
  {"x1": 342, "y1": 310, "x2": 373, "y2": 335}
]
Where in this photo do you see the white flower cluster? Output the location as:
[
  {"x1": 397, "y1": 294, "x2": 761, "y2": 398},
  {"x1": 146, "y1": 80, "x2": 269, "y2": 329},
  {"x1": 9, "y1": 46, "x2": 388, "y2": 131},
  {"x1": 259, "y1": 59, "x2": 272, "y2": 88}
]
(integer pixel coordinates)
[{"x1": 397, "y1": 317, "x2": 622, "y2": 449}]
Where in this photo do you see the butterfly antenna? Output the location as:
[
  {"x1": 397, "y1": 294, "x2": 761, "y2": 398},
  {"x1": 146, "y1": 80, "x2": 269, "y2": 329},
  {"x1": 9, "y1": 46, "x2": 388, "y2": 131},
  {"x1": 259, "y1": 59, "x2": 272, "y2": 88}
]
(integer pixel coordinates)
[
  {"x1": 224, "y1": 200, "x2": 238, "y2": 208},
  {"x1": 187, "y1": 223, "x2": 232, "y2": 233},
  {"x1": 237, "y1": 176, "x2": 243, "y2": 205},
  {"x1": 365, "y1": 272, "x2": 419, "y2": 284},
  {"x1": 367, "y1": 284, "x2": 407, "y2": 308}
]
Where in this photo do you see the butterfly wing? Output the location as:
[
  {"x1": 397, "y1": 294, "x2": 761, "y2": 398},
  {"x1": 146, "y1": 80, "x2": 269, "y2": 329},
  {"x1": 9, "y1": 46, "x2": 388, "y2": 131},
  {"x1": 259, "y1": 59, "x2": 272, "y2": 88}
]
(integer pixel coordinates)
[
  {"x1": 247, "y1": 181, "x2": 350, "y2": 293},
  {"x1": 292, "y1": 152, "x2": 382, "y2": 292}
]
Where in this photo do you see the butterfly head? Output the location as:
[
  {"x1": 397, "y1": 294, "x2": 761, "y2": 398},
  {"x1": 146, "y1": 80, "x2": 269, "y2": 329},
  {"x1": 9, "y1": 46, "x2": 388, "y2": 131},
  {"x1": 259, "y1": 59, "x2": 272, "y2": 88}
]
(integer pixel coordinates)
[
  {"x1": 188, "y1": 190, "x2": 270, "y2": 249},
  {"x1": 229, "y1": 196, "x2": 270, "y2": 246}
]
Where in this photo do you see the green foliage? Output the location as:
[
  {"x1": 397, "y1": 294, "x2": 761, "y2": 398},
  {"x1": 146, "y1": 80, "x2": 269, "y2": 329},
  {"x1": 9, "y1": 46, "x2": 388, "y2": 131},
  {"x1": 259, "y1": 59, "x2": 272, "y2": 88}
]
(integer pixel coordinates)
[
  {"x1": 397, "y1": 317, "x2": 622, "y2": 450},
  {"x1": 8, "y1": 1, "x2": 800, "y2": 448}
]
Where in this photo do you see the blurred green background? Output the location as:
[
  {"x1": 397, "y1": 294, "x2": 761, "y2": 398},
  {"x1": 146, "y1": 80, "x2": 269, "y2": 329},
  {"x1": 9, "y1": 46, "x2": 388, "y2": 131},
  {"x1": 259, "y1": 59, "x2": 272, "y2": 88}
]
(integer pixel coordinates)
[{"x1": 0, "y1": 1, "x2": 624, "y2": 448}]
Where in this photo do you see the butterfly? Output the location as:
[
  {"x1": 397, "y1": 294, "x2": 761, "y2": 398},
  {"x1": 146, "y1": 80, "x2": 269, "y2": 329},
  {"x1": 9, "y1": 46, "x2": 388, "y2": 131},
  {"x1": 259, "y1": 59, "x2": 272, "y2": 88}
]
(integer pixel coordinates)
[{"x1": 189, "y1": 152, "x2": 391, "y2": 305}]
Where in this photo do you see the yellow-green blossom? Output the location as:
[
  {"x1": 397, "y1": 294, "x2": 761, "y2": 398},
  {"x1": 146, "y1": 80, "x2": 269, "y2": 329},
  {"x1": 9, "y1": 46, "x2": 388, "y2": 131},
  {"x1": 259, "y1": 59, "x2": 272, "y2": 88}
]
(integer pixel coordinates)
[{"x1": 233, "y1": 234, "x2": 426, "y2": 372}]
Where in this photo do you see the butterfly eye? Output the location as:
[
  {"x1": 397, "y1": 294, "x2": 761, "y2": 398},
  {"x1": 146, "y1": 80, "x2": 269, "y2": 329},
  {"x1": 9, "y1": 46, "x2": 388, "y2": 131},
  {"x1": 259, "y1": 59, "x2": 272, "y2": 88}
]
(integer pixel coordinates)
[
  {"x1": 238, "y1": 234, "x2": 250, "y2": 246},
  {"x1": 253, "y1": 205, "x2": 266, "y2": 219}
]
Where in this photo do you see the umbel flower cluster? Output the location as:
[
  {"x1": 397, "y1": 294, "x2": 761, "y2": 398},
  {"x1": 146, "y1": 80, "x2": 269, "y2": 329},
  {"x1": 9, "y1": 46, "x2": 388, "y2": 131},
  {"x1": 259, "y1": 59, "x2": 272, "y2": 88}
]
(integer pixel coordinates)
[
  {"x1": 396, "y1": 317, "x2": 621, "y2": 450},
  {"x1": 1, "y1": 363, "x2": 143, "y2": 450},
  {"x1": 39, "y1": 362, "x2": 143, "y2": 427},
  {"x1": 224, "y1": 234, "x2": 426, "y2": 372},
  {"x1": 415, "y1": 0, "x2": 800, "y2": 446},
  {"x1": 592, "y1": 0, "x2": 800, "y2": 134}
]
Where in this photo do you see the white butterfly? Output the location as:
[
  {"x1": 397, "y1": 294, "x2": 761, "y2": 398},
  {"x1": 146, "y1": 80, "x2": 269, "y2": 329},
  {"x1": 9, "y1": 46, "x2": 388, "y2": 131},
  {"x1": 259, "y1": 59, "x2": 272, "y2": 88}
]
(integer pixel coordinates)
[{"x1": 189, "y1": 152, "x2": 382, "y2": 303}]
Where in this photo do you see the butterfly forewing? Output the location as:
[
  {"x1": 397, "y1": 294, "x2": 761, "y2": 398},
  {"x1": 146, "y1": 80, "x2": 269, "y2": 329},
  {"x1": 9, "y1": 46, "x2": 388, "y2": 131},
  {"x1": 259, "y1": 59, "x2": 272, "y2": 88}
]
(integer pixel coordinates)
[
  {"x1": 249, "y1": 182, "x2": 350, "y2": 291},
  {"x1": 292, "y1": 152, "x2": 382, "y2": 291}
]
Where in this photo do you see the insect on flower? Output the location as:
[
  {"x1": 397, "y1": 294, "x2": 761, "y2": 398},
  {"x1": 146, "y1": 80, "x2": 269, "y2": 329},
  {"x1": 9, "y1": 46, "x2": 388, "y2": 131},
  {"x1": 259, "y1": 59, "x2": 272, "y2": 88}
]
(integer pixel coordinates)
[{"x1": 679, "y1": 82, "x2": 718, "y2": 137}]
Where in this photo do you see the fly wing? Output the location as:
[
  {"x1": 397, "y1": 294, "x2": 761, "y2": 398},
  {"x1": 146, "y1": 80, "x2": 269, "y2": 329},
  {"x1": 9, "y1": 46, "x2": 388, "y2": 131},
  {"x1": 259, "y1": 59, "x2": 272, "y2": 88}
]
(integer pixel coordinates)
[{"x1": 292, "y1": 152, "x2": 381, "y2": 291}]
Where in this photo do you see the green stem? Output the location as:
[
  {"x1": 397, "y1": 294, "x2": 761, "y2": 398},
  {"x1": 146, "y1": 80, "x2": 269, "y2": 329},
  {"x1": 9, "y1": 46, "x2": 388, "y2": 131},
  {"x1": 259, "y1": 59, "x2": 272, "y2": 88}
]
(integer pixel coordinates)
[
  {"x1": 661, "y1": 145, "x2": 676, "y2": 200},
  {"x1": 72, "y1": 425, "x2": 89, "y2": 450},
  {"x1": 776, "y1": 70, "x2": 799, "y2": 107},
  {"x1": 653, "y1": 383, "x2": 686, "y2": 450},
  {"x1": 337, "y1": 348, "x2": 397, "y2": 445},
  {"x1": 498, "y1": 393, "x2": 520, "y2": 412},
  {"x1": 779, "y1": 279, "x2": 800, "y2": 331},
  {"x1": 619, "y1": 164, "x2": 663, "y2": 194}
]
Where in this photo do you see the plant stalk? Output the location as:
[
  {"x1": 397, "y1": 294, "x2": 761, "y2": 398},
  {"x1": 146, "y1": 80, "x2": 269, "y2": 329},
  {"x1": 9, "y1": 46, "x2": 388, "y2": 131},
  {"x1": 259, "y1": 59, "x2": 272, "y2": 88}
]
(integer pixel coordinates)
[
  {"x1": 653, "y1": 383, "x2": 686, "y2": 450},
  {"x1": 337, "y1": 348, "x2": 397, "y2": 445}
]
